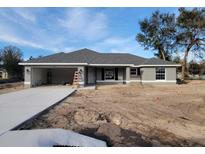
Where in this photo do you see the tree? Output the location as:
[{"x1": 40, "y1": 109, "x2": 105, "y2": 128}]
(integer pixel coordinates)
[
  {"x1": 176, "y1": 8, "x2": 205, "y2": 80},
  {"x1": 172, "y1": 56, "x2": 181, "y2": 63},
  {"x1": 188, "y1": 60, "x2": 201, "y2": 75},
  {"x1": 0, "y1": 46, "x2": 23, "y2": 79},
  {"x1": 136, "y1": 11, "x2": 176, "y2": 61},
  {"x1": 29, "y1": 56, "x2": 34, "y2": 60}
]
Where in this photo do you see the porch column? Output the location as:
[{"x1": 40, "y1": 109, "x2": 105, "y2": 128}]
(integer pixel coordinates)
[
  {"x1": 77, "y1": 66, "x2": 85, "y2": 87},
  {"x1": 24, "y1": 66, "x2": 32, "y2": 88},
  {"x1": 125, "y1": 67, "x2": 130, "y2": 83}
]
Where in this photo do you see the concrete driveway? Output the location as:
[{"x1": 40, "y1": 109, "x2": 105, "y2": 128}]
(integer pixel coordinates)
[{"x1": 0, "y1": 86, "x2": 75, "y2": 136}]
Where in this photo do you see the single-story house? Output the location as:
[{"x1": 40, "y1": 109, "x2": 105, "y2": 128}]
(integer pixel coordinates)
[
  {"x1": 19, "y1": 48, "x2": 181, "y2": 88},
  {"x1": 0, "y1": 68, "x2": 8, "y2": 79}
]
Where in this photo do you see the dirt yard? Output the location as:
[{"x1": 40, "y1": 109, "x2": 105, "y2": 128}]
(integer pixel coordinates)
[
  {"x1": 24, "y1": 80, "x2": 205, "y2": 146},
  {"x1": 0, "y1": 82, "x2": 24, "y2": 95}
]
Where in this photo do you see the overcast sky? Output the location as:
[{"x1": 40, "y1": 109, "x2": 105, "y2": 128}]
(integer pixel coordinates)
[{"x1": 0, "y1": 7, "x2": 179, "y2": 60}]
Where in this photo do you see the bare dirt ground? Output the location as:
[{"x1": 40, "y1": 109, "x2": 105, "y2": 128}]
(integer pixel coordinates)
[
  {"x1": 24, "y1": 80, "x2": 205, "y2": 146},
  {"x1": 0, "y1": 82, "x2": 24, "y2": 95}
]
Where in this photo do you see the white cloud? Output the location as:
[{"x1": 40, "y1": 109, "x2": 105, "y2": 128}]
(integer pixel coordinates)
[
  {"x1": 91, "y1": 36, "x2": 136, "y2": 53},
  {"x1": 0, "y1": 8, "x2": 67, "y2": 52},
  {"x1": 0, "y1": 8, "x2": 109, "y2": 54},
  {"x1": 62, "y1": 47, "x2": 76, "y2": 52},
  {"x1": 58, "y1": 8, "x2": 108, "y2": 41},
  {"x1": 0, "y1": 33, "x2": 59, "y2": 52},
  {"x1": 102, "y1": 37, "x2": 132, "y2": 45},
  {"x1": 0, "y1": 34, "x2": 41, "y2": 48},
  {"x1": 0, "y1": 8, "x2": 141, "y2": 57},
  {"x1": 13, "y1": 8, "x2": 36, "y2": 23},
  {"x1": 88, "y1": 36, "x2": 153, "y2": 58}
]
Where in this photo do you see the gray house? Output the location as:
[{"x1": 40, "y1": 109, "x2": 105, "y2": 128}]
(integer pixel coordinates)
[{"x1": 19, "y1": 48, "x2": 180, "y2": 87}]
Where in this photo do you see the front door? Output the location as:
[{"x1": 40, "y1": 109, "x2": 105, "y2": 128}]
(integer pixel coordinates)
[
  {"x1": 47, "y1": 70, "x2": 52, "y2": 84},
  {"x1": 105, "y1": 69, "x2": 115, "y2": 80}
]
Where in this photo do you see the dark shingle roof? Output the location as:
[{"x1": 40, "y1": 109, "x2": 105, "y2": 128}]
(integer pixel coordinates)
[
  {"x1": 142, "y1": 58, "x2": 178, "y2": 65},
  {"x1": 26, "y1": 49, "x2": 99, "y2": 64},
  {"x1": 23, "y1": 48, "x2": 179, "y2": 66}
]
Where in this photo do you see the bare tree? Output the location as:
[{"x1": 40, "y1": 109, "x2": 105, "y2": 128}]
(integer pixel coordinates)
[{"x1": 0, "y1": 46, "x2": 23, "y2": 79}]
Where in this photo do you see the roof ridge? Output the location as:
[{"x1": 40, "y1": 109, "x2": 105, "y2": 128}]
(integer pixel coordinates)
[
  {"x1": 66, "y1": 48, "x2": 99, "y2": 55},
  {"x1": 99, "y1": 52, "x2": 147, "y2": 59},
  {"x1": 26, "y1": 52, "x2": 65, "y2": 62}
]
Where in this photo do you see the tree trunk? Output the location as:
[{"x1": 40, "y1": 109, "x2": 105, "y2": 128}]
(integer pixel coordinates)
[
  {"x1": 181, "y1": 42, "x2": 195, "y2": 81},
  {"x1": 159, "y1": 48, "x2": 166, "y2": 61},
  {"x1": 181, "y1": 49, "x2": 189, "y2": 81},
  {"x1": 161, "y1": 51, "x2": 166, "y2": 61}
]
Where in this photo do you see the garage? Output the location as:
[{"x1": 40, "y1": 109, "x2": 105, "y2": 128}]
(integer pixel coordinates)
[{"x1": 30, "y1": 67, "x2": 77, "y2": 87}]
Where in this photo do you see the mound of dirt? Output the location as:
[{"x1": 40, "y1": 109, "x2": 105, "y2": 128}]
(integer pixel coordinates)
[{"x1": 24, "y1": 106, "x2": 191, "y2": 146}]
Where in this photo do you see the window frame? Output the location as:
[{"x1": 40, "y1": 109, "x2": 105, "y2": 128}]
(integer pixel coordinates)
[
  {"x1": 155, "y1": 67, "x2": 166, "y2": 80},
  {"x1": 130, "y1": 68, "x2": 137, "y2": 76},
  {"x1": 130, "y1": 68, "x2": 141, "y2": 76},
  {"x1": 104, "y1": 68, "x2": 115, "y2": 80}
]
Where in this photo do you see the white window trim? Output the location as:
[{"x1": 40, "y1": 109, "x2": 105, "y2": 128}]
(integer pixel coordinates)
[
  {"x1": 142, "y1": 80, "x2": 176, "y2": 83},
  {"x1": 130, "y1": 80, "x2": 141, "y2": 82},
  {"x1": 156, "y1": 67, "x2": 166, "y2": 81},
  {"x1": 89, "y1": 64, "x2": 133, "y2": 66},
  {"x1": 19, "y1": 63, "x2": 181, "y2": 67},
  {"x1": 137, "y1": 64, "x2": 181, "y2": 67},
  {"x1": 19, "y1": 63, "x2": 88, "y2": 66},
  {"x1": 96, "y1": 80, "x2": 124, "y2": 83}
]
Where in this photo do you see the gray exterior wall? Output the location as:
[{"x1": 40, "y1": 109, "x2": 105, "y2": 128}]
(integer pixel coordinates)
[
  {"x1": 141, "y1": 67, "x2": 176, "y2": 83},
  {"x1": 130, "y1": 75, "x2": 139, "y2": 80},
  {"x1": 141, "y1": 67, "x2": 155, "y2": 81},
  {"x1": 24, "y1": 66, "x2": 32, "y2": 88},
  {"x1": 165, "y1": 67, "x2": 176, "y2": 81},
  {"x1": 24, "y1": 66, "x2": 31, "y2": 83},
  {"x1": 87, "y1": 67, "x2": 96, "y2": 84},
  {"x1": 96, "y1": 68, "x2": 102, "y2": 80},
  {"x1": 125, "y1": 67, "x2": 130, "y2": 81},
  {"x1": 118, "y1": 68, "x2": 124, "y2": 80},
  {"x1": 77, "y1": 66, "x2": 85, "y2": 86}
]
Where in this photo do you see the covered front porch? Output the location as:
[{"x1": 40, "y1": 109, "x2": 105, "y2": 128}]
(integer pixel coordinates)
[{"x1": 85, "y1": 66, "x2": 141, "y2": 85}]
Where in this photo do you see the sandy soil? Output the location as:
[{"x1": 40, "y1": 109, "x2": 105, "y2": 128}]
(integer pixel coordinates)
[
  {"x1": 25, "y1": 80, "x2": 205, "y2": 146},
  {"x1": 0, "y1": 82, "x2": 24, "y2": 95}
]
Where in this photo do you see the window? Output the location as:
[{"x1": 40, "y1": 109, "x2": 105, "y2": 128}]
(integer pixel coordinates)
[
  {"x1": 130, "y1": 68, "x2": 140, "y2": 76},
  {"x1": 105, "y1": 69, "x2": 115, "y2": 80},
  {"x1": 130, "y1": 68, "x2": 137, "y2": 75},
  {"x1": 156, "y1": 67, "x2": 165, "y2": 80}
]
